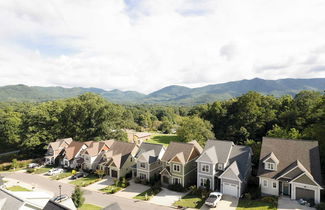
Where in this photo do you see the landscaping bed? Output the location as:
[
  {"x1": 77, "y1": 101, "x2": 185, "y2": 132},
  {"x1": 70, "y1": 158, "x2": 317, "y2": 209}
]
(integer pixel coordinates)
[
  {"x1": 100, "y1": 177, "x2": 129, "y2": 194},
  {"x1": 133, "y1": 186, "x2": 161, "y2": 201},
  {"x1": 6, "y1": 185, "x2": 32, "y2": 191},
  {"x1": 70, "y1": 174, "x2": 101, "y2": 187}
]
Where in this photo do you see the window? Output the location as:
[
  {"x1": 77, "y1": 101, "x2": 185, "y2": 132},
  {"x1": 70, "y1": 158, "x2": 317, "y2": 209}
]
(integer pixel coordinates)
[
  {"x1": 173, "y1": 177, "x2": 181, "y2": 185},
  {"x1": 173, "y1": 164, "x2": 181, "y2": 172},
  {"x1": 140, "y1": 162, "x2": 146, "y2": 168},
  {"x1": 200, "y1": 178, "x2": 207, "y2": 186},
  {"x1": 201, "y1": 164, "x2": 210, "y2": 173},
  {"x1": 263, "y1": 179, "x2": 268, "y2": 187},
  {"x1": 139, "y1": 173, "x2": 146, "y2": 180},
  {"x1": 272, "y1": 182, "x2": 277, "y2": 189},
  {"x1": 218, "y1": 164, "x2": 223, "y2": 170},
  {"x1": 265, "y1": 162, "x2": 275, "y2": 170}
]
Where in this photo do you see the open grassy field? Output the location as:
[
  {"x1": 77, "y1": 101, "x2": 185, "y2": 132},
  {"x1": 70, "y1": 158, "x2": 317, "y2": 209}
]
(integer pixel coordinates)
[{"x1": 146, "y1": 134, "x2": 182, "y2": 146}]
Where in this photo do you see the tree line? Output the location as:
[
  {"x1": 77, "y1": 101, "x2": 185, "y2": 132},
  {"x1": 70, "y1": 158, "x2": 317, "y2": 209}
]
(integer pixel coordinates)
[{"x1": 0, "y1": 90, "x2": 324, "y2": 172}]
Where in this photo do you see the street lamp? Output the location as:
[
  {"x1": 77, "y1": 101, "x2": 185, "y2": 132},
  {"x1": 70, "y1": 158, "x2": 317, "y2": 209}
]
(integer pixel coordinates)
[{"x1": 59, "y1": 185, "x2": 62, "y2": 202}]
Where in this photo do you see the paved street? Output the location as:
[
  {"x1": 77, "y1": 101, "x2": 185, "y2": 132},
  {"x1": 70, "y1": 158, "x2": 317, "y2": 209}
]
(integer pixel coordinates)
[{"x1": 2, "y1": 172, "x2": 173, "y2": 210}]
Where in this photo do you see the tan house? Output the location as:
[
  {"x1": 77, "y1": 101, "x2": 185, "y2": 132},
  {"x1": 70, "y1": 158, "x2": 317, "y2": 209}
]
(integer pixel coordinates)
[
  {"x1": 80, "y1": 140, "x2": 114, "y2": 171},
  {"x1": 160, "y1": 141, "x2": 203, "y2": 188},
  {"x1": 44, "y1": 138, "x2": 73, "y2": 165},
  {"x1": 257, "y1": 137, "x2": 323, "y2": 204},
  {"x1": 98, "y1": 141, "x2": 139, "y2": 179},
  {"x1": 125, "y1": 129, "x2": 151, "y2": 145}
]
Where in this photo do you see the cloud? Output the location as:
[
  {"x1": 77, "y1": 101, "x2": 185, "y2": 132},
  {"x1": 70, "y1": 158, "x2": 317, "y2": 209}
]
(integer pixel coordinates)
[{"x1": 0, "y1": 0, "x2": 324, "y2": 93}]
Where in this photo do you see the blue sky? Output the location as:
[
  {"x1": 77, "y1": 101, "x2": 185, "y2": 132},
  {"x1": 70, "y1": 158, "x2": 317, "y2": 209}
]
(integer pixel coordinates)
[{"x1": 0, "y1": 0, "x2": 324, "y2": 93}]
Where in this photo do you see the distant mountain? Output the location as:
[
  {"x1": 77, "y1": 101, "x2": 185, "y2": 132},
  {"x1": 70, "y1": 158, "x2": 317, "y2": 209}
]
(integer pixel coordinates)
[{"x1": 0, "y1": 78, "x2": 324, "y2": 105}]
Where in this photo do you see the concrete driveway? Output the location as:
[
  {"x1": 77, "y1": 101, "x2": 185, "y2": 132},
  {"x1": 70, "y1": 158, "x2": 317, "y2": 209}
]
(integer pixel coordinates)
[
  {"x1": 149, "y1": 188, "x2": 187, "y2": 207},
  {"x1": 199, "y1": 195, "x2": 238, "y2": 210},
  {"x1": 278, "y1": 197, "x2": 315, "y2": 210},
  {"x1": 114, "y1": 180, "x2": 150, "y2": 199}
]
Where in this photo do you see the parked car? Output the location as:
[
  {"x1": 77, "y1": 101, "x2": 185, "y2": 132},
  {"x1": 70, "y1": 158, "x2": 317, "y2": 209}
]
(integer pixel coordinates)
[
  {"x1": 70, "y1": 172, "x2": 87, "y2": 180},
  {"x1": 205, "y1": 192, "x2": 223, "y2": 208},
  {"x1": 53, "y1": 194, "x2": 69, "y2": 202},
  {"x1": 47, "y1": 168, "x2": 64, "y2": 176},
  {"x1": 28, "y1": 163, "x2": 39, "y2": 168}
]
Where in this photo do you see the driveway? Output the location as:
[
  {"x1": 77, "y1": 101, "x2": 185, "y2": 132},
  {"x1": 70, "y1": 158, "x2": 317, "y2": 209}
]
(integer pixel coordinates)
[
  {"x1": 199, "y1": 195, "x2": 238, "y2": 210},
  {"x1": 149, "y1": 188, "x2": 187, "y2": 207},
  {"x1": 115, "y1": 180, "x2": 150, "y2": 199},
  {"x1": 278, "y1": 197, "x2": 315, "y2": 210}
]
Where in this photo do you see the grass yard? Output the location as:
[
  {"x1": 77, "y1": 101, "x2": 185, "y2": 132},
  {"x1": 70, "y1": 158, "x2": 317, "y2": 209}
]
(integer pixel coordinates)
[
  {"x1": 78, "y1": 203, "x2": 102, "y2": 210},
  {"x1": 33, "y1": 167, "x2": 53, "y2": 174},
  {"x1": 173, "y1": 194, "x2": 205, "y2": 209},
  {"x1": 69, "y1": 174, "x2": 101, "y2": 187},
  {"x1": 50, "y1": 171, "x2": 73, "y2": 180},
  {"x1": 236, "y1": 199, "x2": 277, "y2": 210},
  {"x1": 7, "y1": 185, "x2": 32, "y2": 191},
  {"x1": 100, "y1": 185, "x2": 123, "y2": 194},
  {"x1": 146, "y1": 134, "x2": 181, "y2": 146},
  {"x1": 133, "y1": 188, "x2": 161, "y2": 200}
]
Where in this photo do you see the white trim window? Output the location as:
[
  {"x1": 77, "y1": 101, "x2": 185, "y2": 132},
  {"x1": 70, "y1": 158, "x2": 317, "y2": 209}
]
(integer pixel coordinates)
[
  {"x1": 262, "y1": 179, "x2": 268, "y2": 187},
  {"x1": 201, "y1": 164, "x2": 210, "y2": 173},
  {"x1": 272, "y1": 181, "x2": 277, "y2": 189},
  {"x1": 265, "y1": 162, "x2": 275, "y2": 171},
  {"x1": 200, "y1": 178, "x2": 210, "y2": 187},
  {"x1": 140, "y1": 162, "x2": 146, "y2": 169},
  {"x1": 173, "y1": 177, "x2": 181, "y2": 185},
  {"x1": 173, "y1": 164, "x2": 181, "y2": 172}
]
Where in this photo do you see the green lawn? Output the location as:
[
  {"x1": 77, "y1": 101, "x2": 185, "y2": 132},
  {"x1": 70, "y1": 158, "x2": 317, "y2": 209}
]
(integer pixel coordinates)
[
  {"x1": 7, "y1": 185, "x2": 32, "y2": 191},
  {"x1": 33, "y1": 167, "x2": 53, "y2": 174},
  {"x1": 100, "y1": 185, "x2": 123, "y2": 194},
  {"x1": 69, "y1": 174, "x2": 101, "y2": 187},
  {"x1": 133, "y1": 188, "x2": 161, "y2": 200},
  {"x1": 78, "y1": 203, "x2": 102, "y2": 210},
  {"x1": 50, "y1": 171, "x2": 73, "y2": 180},
  {"x1": 173, "y1": 194, "x2": 205, "y2": 209},
  {"x1": 146, "y1": 134, "x2": 181, "y2": 146},
  {"x1": 236, "y1": 199, "x2": 277, "y2": 210}
]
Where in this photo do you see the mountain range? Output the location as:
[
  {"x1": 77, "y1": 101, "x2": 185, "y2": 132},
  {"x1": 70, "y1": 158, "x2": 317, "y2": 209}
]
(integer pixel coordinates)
[{"x1": 0, "y1": 78, "x2": 324, "y2": 105}]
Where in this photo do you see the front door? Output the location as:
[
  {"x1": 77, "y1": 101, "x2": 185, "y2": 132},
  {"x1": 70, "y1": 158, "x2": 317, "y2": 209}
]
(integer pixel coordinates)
[
  {"x1": 111, "y1": 170, "x2": 118, "y2": 178},
  {"x1": 283, "y1": 182, "x2": 290, "y2": 196},
  {"x1": 163, "y1": 176, "x2": 169, "y2": 184}
]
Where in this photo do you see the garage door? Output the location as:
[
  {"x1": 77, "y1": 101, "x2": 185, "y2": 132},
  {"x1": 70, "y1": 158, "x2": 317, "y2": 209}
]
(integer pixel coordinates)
[
  {"x1": 223, "y1": 182, "x2": 238, "y2": 197},
  {"x1": 296, "y1": 187, "x2": 314, "y2": 201}
]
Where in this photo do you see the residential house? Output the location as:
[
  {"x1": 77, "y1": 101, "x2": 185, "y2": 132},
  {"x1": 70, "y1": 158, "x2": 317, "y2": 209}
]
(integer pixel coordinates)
[
  {"x1": 97, "y1": 141, "x2": 138, "y2": 179},
  {"x1": 80, "y1": 140, "x2": 114, "y2": 171},
  {"x1": 160, "y1": 141, "x2": 203, "y2": 188},
  {"x1": 196, "y1": 140, "x2": 252, "y2": 198},
  {"x1": 257, "y1": 137, "x2": 323, "y2": 204},
  {"x1": 133, "y1": 142, "x2": 165, "y2": 181},
  {"x1": 44, "y1": 138, "x2": 73, "y2": 165},
  {"x1": 61, "y1": 141, "x2": 89, "y2": 168},
  {"x1": 125, "y1": 129, "x2": 151, "y2": 145}
]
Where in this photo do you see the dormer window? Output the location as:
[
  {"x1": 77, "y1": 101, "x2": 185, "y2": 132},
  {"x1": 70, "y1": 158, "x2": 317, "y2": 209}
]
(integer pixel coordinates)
[
  {"x1": 265, "y1": 162, "x2": 275, "y2": 170},
  {"x1": 217, "y1": 164, "x2": 223, "y2": 170},
  {"x1": 262, "y1": 152, "x2": 279, "y2": 171}
]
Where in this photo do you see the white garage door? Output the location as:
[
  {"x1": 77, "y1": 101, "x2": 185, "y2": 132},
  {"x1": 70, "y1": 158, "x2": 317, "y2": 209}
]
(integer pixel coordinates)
[{"x1": 223, "y1": 182, "x2": 238, "y2": 197}]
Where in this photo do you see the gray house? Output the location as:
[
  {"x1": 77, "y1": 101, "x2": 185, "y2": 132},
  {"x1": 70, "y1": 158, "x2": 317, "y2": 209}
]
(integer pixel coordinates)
[
  {"x1": 196, "y1": 140, "x2": 252, "y2": 198},
  {"x1": 160, "y1": 141, "x2": 203, "y2": 188},
  {"x1": 133, "y1": 142, "x2": 165, "y2": 181},
  {"x1": 257, "y1": 137, "x2": 323, "y2": 204}
]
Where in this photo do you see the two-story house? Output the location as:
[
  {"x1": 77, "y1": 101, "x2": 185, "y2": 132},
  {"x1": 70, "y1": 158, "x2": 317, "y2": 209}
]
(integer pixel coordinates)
[
  {"x1": 133, "y1": 142, "x2": 165, "y2": 181},
  {"x1": 44, "y1": 138, "x2": 73, "y2": 165},
  {"x1": 196, "y1": 140, "x2": 252, "y2": 198},
  {"x1": 97, "y1": 141, "x2": 139, "y2": 179},
  {"x1": 61, "y1": 141, "x2": 89, "y2": 168},
  {"x1": 81, "y1": 140, "x2": 114, "y2": 171},
  {"x1": 257, "y1": 137, "x2": 323, "y2": 204},
  {"x1": 160, "y1": 141, "x2": 203, "y2": 188}
]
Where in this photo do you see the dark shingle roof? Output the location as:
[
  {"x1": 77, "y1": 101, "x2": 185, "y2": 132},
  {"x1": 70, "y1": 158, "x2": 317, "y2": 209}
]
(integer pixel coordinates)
[
  {"x1": 257, "y1": 137, "x2": 322, "y2": 185},
  {"x1": 161, "y1": 141, "x2": 200, "y2": 163},
  {"x1": 0, "y1": 188, "x2": 24, "y2": 210},
  {"x1": 43, "y1": 200, "x2": 71, "y2": 210},
  {"x1": 198, "y1": 140, "x2": 234, "y2": 164},
  {"x1": 135, "y1": 143, "x2": 164, "y2": 164},
  {"x1": 228, "y1": 145, "x2": 252, "y2": 180}
]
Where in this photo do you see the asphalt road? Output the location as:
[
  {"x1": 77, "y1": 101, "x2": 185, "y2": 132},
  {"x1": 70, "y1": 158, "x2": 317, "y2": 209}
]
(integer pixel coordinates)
[{"x1": 2, "y1": 172, "x2": 172, "y2": 210}]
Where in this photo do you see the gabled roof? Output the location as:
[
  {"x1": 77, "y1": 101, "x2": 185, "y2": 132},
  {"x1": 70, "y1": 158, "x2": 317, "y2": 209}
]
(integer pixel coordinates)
[
  {"x1": 161, "y1": 141, "x2": 202, "y2": 164},
  {"x1": 257, "y1": 137, "x2": 322, "y2": 185},
  {"x1": 49, "y1": 138, "x2": 73, "y2": 151},
  {"x1": 227, "y1": 145, "x2": 252, "y2": 181},
  {"x1": 262, "y1": 152, "x2": 279, "y2": 164},
  {"x1": 43, "y1": 200, "x2": 71, "y2": 210},
  {"x1": 104, "y1": 141, "x2": 138, "y2": 169},
  {"x1": 136, "y1": 143, "x2": 164, "y2": 164},
  {"x1": 64, "y1": 141, "x2": 86, "y2": 160},
  {"x1": 197, "y1": 140, "x2": 233, "y2": 164},
  {"x1": 0, "y1": 188, "x2": 24, "y2": 210},
  {"x1": 219, "y1": 161, "x2": 242, "y2": 181},
  {"x1": 84, "y1": 140, "x2": 114, "y2": 157}
]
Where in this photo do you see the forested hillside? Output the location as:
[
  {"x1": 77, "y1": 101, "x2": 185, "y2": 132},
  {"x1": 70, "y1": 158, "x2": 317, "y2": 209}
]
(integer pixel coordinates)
[
  {"x1": 0, "y1": 78, "x2": 324, "y2": 105},
  {"x1": 0, "y1": 90, "x2": 324, "y2": 172}
]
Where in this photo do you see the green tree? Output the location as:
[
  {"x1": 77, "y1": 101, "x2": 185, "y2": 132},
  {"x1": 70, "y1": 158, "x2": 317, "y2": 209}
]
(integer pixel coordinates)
[
  {"x1": 267, "y1": 124, "x2": 301, "y2": 139},
  {"x1": 0, "y1": 109, "x2": 22, "y2": 149},
  {"x1": 71, "y1": 186, "x2": 85, "y2": 208},
  {"x1": 177, "y1": 116, "x2": 214, "y2": 145},
  {"x1": 11, "y1": 159, "x2": 18, "y2": 170}
]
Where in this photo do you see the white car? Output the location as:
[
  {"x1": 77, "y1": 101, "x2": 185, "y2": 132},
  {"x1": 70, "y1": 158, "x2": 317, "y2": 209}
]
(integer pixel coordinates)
[
  {"x1": 205, "y1": 192, "x2": 223, "y2": 207},
  {"x1": 47, "y1": 168, "x2": 64, "y2": 176},
  {"x1": 28, "y1": 163, "x2": 39, "y2": 168}
]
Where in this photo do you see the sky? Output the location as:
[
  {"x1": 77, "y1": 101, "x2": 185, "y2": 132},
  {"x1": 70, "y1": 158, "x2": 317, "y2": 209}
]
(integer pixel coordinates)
[{"x1": 0, "y1": 0, "x2": 325, "y2": 93}]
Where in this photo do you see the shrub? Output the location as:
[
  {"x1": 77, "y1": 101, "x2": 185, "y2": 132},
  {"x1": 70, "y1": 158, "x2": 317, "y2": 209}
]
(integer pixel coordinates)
[
  {"x1": 168, "y1": 183, "x2": 185, "y2": 192},
  {"x1": 316, "y1": 202, "x2": 325, "y2": 210},
  {"x1": 261, "y1": 196, "x2": 277, "y2": 205},
  {"x1": 134, "y1": 177, "x2": 141, "y2": 184},
  {"x1": 243, "y1": 193, "x2": 252, "y2": 200},
  {"x1": 71, "y1": 186, "x2": 85, "y2": 208},
  {"x1": 26, "y1": 168, "x2": 35, "y2": 173}
]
